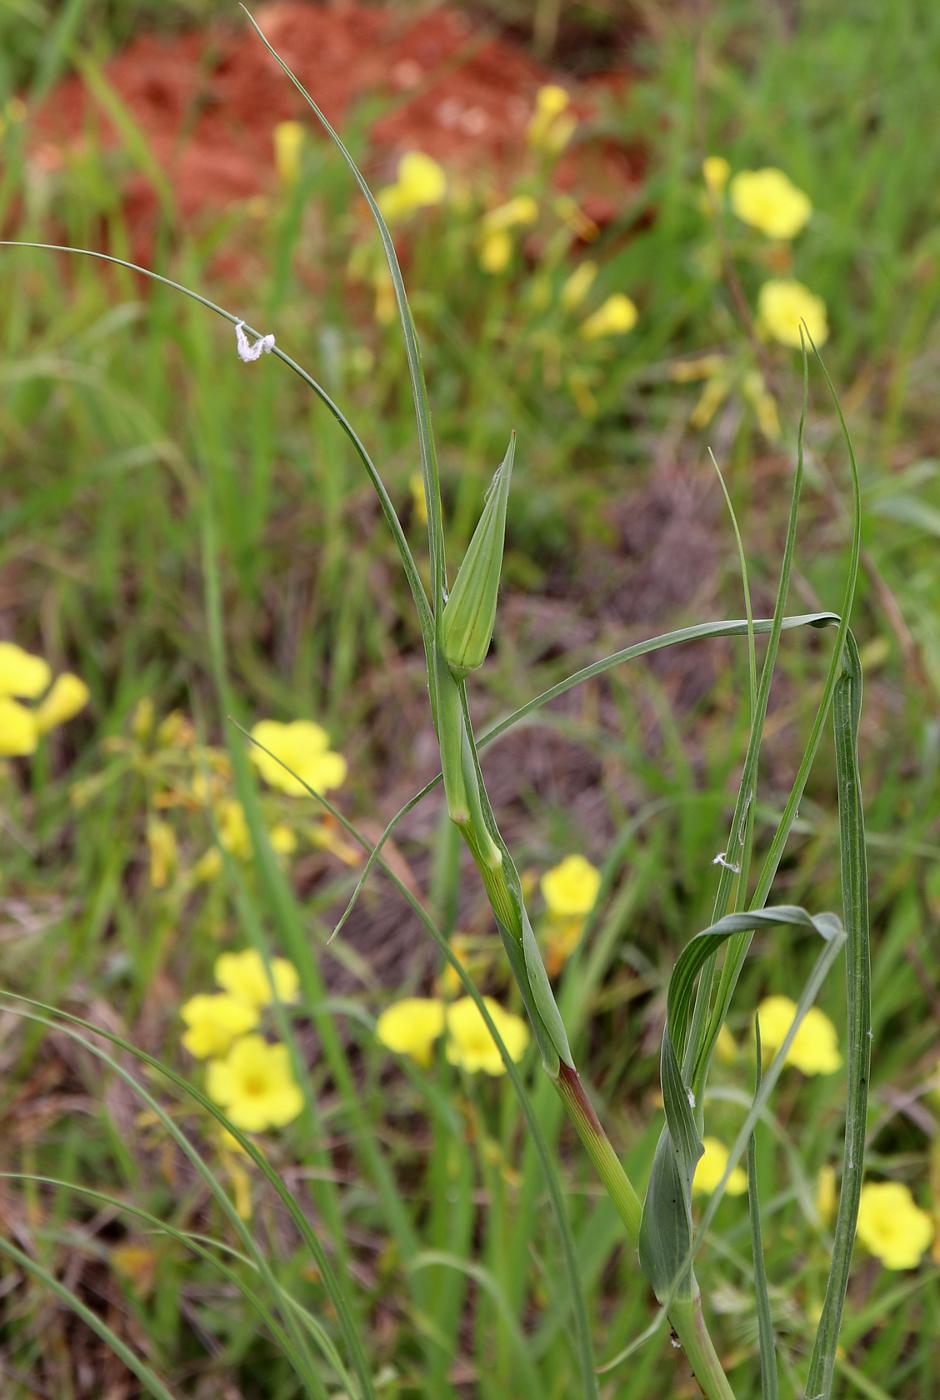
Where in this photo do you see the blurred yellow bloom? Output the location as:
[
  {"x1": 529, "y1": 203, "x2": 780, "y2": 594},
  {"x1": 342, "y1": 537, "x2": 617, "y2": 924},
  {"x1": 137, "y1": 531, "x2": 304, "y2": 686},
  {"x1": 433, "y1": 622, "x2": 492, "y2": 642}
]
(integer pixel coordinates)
[
  {"x1": 742, "y1": 368, "x2": 781, "y2": 440},
  {"x1": 481, "y1": 195, "x2": 539, "y2": 233},
  {"x1": 541, "y1": 854, "x2": 601, "y2": 918},
  {"x1": 702, "y1": 155, "x2": 730, "y2": 195},
  {"x1": 147, "y1": 818, "x2": 177, "y2": 890},
  {"x1": 217, "y1": 799, "x2": 251, "y2": 859},
  {"x1": 527, "y1": 85, "x2": 576, "y2": 155},
  {"x1": 36, "y1": 673, "x2": 89, "y2": 734},
  {"x1": 194, "y1": 847, "x2": 224, "y2": 883},
  {"x1": 579, "y1": 293, "x2": 638, "y2": 340},
  {"x1": 715, "y1": 1024, "x2": 738, "y2": 1064},
  {"x1": 0, "y1": 651, "x2": 88, "y2": 749},
  {"x1": 131, "y1": 696, "x2": 155, "y2": 741},
  {"x1": 180, "y1": 993, "x2": 259, "y2": 1059},
  {"x1": 758, "y1": 279, "x2": 829, "y2": 348},
  {"x1": 269, "y1": 823, "x2": 298, "y2": 856},
  {"x1": 730, "y1": 167, "x2": 812, "y2": 239},
  {"x1": 377, "y1": 152, "x2": 447, "y2": 222},
  {"x1": 856, "y1": 1181, "x2": 934, "y2": 1269},
  {"x1": 409, "y1": 471, "x2": 427, "y2": 525},
  {"x1": 477, "y1": 196, "x2": 538, "y2": 274},
  {"x1": 0, "y1": 642, "x2": 51, "y2": 698},
  {"x1": 373, "y1": 269, "x2": 396, "y2": 325},
  {"x1": 479, "y1": 228, "x2": 513, "y2": 275},
  {"x1": 693, "y1": 1137, "x2": 747, "y2": 1197},
  {"x1": 561, "y1": 260, "x2": 597, "y2": 310},
  {"x1": 273, "y1": 120, "x2": 304, "y2": 185},
  {"x1": 215, "y1": 948, "x2": 300, "y2": 1009},
  {"x1": 816, "y1": 1165, "x2": 837, "y2": 1225},
  {"x1": 250, "y1": 719, "x2": 347, "y2": 797},
  {"x1": 670, "y1": 354, "x2": 727, "y2": 384},
  {"x1": 207, "y1": 1035, "x2": 303, "y2": 1132},
  {"x1": 756, "y1": 995, "x2": 842, "y2": 1075},
  {"x1": 0, "y1": 698, "x2": 38, "y2": 756},
  {"x1": 445, "y1": 997, "x2": 530, "y2": 1076},
  {"x1": 690, "y1": 370, "x2": 732, "y2": 429},
  {"x1": 376, "y1": 997, "x2": 446, "y2": 1068},
  {"x1": 545, "y1": 916, "x2": 585, "y2": 976}
]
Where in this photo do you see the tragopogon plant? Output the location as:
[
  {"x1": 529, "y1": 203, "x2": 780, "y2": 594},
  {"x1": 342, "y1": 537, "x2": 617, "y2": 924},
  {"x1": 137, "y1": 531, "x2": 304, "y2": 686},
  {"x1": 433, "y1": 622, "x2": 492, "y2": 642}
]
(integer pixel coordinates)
[{"x1": 3, "y1": 10, "x2": 870, "y2": 1398}]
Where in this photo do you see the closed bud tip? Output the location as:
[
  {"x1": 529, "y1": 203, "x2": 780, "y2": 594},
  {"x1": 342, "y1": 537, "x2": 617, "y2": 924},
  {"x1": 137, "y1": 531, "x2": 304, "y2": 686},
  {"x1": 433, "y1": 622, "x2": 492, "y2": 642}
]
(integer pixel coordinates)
[{"x1": 440, "y1": 435, "x2": 515, "y2": 680}]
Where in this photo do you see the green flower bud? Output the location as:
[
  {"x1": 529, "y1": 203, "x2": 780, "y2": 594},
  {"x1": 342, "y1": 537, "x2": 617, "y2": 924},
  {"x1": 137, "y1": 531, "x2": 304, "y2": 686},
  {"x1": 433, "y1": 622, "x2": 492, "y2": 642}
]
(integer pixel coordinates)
[{"x1": 440, "y1": 435, "x2": 515, "y2": 680}]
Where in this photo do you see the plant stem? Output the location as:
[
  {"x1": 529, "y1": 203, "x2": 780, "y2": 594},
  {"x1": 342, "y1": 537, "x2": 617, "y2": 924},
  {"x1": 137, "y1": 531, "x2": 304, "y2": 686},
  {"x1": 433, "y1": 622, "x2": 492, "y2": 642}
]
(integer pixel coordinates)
[{"x1": 555, "y1": 1065, "x2": 736, "y2": 1400}]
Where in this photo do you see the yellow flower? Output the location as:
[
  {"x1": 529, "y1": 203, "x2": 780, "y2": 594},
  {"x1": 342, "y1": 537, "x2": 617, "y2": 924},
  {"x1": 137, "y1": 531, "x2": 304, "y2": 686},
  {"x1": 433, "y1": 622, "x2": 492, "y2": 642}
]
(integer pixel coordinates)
[
  {"x1": 207, "y1": 1035, "x2": 304, "y2": 1132},
  {"x1": 742, "y1": 368, "x2": 781, "y2": 440},
  {"x1": 527, "y1": 85, "x2": 576, "y2": 155},
  {"x1": 714, "y1": 1024, "x2": 738, "y2": 1065},
  {"x1": 445, "y1": 997, "x2": 530, "y2": 1076},
  {"x1": 730, "y1": 167, "x2": 812, "y2": 239},
  {"x1": 692, "y1": 1137, "x2": 748, "y2": 1197},
  {"x1": 375, "y1": 997, "x2": 446, "y2": 1068},
  {"x1": 579, "y1": 294, "x2": 638, "y2": 340},
  {"x1": 757, "y1": 279, "x2": 829, "y2": 348},
  {"x1": 147, "y1": 818, "x2": 177, "y2": 890},
  {"x1": 216, "y1": 799, "x2": 251, "y2": 859},
  {"x1": 180, "y1": 993, "x2": 259, "y2": 1059},
  {"x1": 0, "y1": 698, "x2": 38, "y2": 757},
  {"x1": 35, "y1": 673, "x2": 90, "y2": 735},
  {"x1": 215, "y1": 949, "x2": 300, "y2": 1009},
  {"x1": 269, "y1": 823, "x2": 298, "y2": 856},
  {"x1": 816, "y1": 1165, "x2": 837, "y2": 1225},
  {"x1": 481, "y1": 195, "x2": 539, "y2": 233},
  {"x1": 756, "y1": 995, "x2": 842, "y2": 1075},
  {"x1": 194, "y1": 847, "x2": 224, "y2": 883},
  {"x1": 856, "y1": 1181, "x2": 934, "y2": 1270},
  {"x1": 250, "y1": 719, "x2": 347, "y2": 797},
  {"x1": 541, "y1": 854, "x2": 601, "y2": 919},
  {"x1": 477, "y1": 196, "x2": 538, "y2": 274},
  {"x1": 702, "y1": 155, "x2": 731, "y2": 195},
  {"x1": 561, "y1": 260, "x2": 597, "y2": 310},
  {"x1": 479, "y1": 228, "x2": 513, "y2": 275},
  {"x1": 273, "y1": 120, "x2": 304, "y2": 185},
  {"x1": 377, "y1": 152, "x2": 447, "y2": 222},
  {"x1": 0, "y1": 642, "x2": 51, "y2": 699}
]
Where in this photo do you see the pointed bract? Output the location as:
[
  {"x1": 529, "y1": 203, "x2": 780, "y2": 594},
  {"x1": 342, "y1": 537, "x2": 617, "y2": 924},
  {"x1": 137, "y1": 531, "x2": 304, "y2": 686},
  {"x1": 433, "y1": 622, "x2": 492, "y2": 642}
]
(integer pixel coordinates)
[{"x1": 440, "y1": 436, "x2": 515, "y2": 680}]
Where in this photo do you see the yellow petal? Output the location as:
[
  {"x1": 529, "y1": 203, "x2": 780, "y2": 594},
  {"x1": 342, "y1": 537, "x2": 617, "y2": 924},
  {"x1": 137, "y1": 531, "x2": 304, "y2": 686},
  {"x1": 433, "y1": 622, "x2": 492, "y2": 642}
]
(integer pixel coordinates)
[
  {"x1": 0, "y1": 697, "x2": 39, "y2": 756},
  {"x1": 0, "y1": 642, "x2": 51, "y2": 699},
  {"x1": 33, "y1": 673, "x2": 90, "y2": 734}
]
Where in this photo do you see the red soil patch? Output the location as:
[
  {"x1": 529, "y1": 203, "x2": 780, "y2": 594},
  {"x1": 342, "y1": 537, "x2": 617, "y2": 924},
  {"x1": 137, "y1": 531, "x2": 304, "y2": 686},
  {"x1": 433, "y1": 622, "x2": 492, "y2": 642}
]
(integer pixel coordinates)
[{"x1": 31, "y1": 1, "x2": 639, "y2": 263}]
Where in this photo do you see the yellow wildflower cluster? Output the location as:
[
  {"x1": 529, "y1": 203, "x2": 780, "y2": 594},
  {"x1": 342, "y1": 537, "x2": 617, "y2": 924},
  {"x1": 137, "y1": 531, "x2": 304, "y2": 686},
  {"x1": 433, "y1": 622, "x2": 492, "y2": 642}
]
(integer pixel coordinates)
[
  {"x1": 85, "y1": 702, "x2": 352, "y2": 897},
  {"x1": 756, "y1": 995, "x2": 842, "y2": 1075},
  {"x1": 376, "y1": 994, "x2": 529, "y2": 1076},
  {"x1": 700, "y1": 156, "x2": 828, "y2": 350},
  {"x1": 527, "y1": 85, "x2": 576, "y2": 156},
  {"x1": 377, "y1": 152, "x2": 447, "y2": 223},
  {"x1": 856, "y1": 1180, "x2": 934, "y2": 1270},
  {"x1": 670, "y1": 355, "x2": 781, "y2": 439},
  {"x1": 0, "y1": 642, "x2": 89, "y2": 757},
  {"x1": 182, "y1": 949, "x2": 303, "y2": 1132}
]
